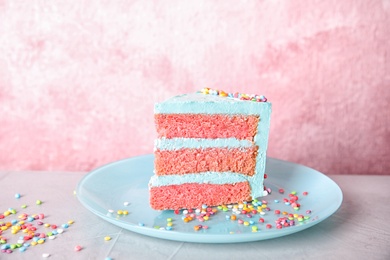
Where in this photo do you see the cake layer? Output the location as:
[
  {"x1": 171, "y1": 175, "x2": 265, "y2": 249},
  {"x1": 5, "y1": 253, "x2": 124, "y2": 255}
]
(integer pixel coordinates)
[
  {"x1": 155, "y1": 146, "x2": 258, "y2": 176},
  {"x1": 149, "y1": 182, "x2": 251, "y2": 210},
  {"x1": 155, "y1": 114, "x2": 259, "y2": 139}
]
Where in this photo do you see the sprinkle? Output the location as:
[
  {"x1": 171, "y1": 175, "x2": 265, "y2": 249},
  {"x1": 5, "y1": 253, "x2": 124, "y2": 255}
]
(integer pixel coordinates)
[
  {"x1": 199, "y1": 88, "x2": 268, "y2": 102},
  {"x1": 62, "y1": 223, "x2": 69, "y2": 229},
  {"x1": 104, "y1": 236, "x2": 111, "y2": 241},
  {"x1": 74, "y1": 245, "x2": 82, "y2": 251},
  {"x1": 123, "y1": 202, "x2": 130, "y2": 206},
  {"x1": 15, "y1": 193, "x2": 21, "y2": 199},
  {"x1": 36, "y1": 200, "x2": 42, "y2": 205},
  {"x1": 42, "y1": 253, "x2": 50, "y2": 258},
  {"x1": 303, "y1": 191, "x2": 309, "y2": 196}
]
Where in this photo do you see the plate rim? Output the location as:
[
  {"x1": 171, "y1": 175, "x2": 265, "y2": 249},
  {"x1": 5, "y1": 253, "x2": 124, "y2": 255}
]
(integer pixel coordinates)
[{"x1": 76, "y1": 155, "x2": 343, "y2": 243}]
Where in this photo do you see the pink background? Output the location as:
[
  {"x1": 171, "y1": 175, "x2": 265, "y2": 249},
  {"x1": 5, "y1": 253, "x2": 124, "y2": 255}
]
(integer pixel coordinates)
[{"x1": 0, "y1": 1, "x2": 389, "y2": 174}]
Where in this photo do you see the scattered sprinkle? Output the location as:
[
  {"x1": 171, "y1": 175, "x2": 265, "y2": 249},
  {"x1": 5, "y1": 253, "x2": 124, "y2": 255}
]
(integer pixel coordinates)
[{"x1": 74, "y1": 245, "x2": 82, "y2": 252}]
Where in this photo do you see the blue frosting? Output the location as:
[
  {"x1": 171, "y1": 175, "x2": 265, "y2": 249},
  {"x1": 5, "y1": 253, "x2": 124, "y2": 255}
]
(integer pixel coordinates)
[
  {"x1": 150, "y1": 172, "x2": 249, "y2": 186},
  {"x1": 155, "y1": 137, "x2": 253, "y2": 150}
]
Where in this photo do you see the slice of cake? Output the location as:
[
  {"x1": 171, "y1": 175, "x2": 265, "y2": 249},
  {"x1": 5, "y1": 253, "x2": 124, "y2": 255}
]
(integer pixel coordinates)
[{"x1": 149, "y1": 88, "x2": 272, "y2": 210}]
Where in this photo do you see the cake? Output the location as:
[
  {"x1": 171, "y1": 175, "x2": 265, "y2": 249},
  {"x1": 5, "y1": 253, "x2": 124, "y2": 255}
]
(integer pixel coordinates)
[{"x1": 149, "y1": 88, "x2": 272, "y2": 210}]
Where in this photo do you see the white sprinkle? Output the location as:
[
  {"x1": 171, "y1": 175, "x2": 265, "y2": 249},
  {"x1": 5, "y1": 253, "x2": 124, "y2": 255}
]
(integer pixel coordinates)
[
  {"x1": 123, "y1": 202, "x2": 130, "y2": 206},
  {"x1": 49, "y1": 236, "x2": 56, "y2": 240},
  {"x1": 56, "y1": 229, "x2": 64, "y2": 234},
  {"x1": 42, "y1": 253, "x2": 50, "y2": 258},
  {"x1": 108, "y1": 209, "x2": 114, "y2": 213},
  {"x1": 182, "y1": 210, "x2": 188, "y2": 215}
]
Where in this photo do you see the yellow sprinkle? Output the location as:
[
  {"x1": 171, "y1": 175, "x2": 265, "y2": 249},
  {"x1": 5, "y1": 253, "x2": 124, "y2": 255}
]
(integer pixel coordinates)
[
  {"x1": 203, "y1": 216, "x2": 209, "y2": 221},
  {"x1": 104, "y1": 236, "x2": 111, "y2": 241},
  {"x1": 68, "y1": 220, "x2": 74, "y2": 225},
  {"x1": 31, "y1": 241, "x2": 37, "y2": 246},
  {"x1": 244, "y1": 221, "x2": 250, "y2": 226},
  {"x1": 44, "y1": 223, "x2": 51, "y2": 228},
  {"x1": 38, "y1": 239, "x2": 45, "y2": 244},
  {"x1": 166, "y1": 222, "x2": 173, "y2": 227},
  {"x1": 123, "y1": 210, "x2": 129, "y2": 215},
  {"x1": 117, "y1": 210, "x2": 123, "y2": 215},
  {"x1": 4, "y1": 211, "x2": 10, "y2": 217}
]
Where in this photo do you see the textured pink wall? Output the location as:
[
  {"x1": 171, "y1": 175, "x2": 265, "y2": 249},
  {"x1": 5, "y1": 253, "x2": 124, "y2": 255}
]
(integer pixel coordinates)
[{"x1": 0, "y1": 1, "x2": 389, "y2": 174}]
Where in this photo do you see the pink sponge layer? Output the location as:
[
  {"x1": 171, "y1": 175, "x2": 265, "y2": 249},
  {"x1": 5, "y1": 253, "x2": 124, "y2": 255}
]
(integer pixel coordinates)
[
  {"x1": 150, "y1": 182, "x2": 251, "y2": 210},
  {"x1": 155, "y1": 114, "x2": 259, "y2": 139},
  {"x1": 155, "y1": 146, "x2": 258, "y2": 176}
]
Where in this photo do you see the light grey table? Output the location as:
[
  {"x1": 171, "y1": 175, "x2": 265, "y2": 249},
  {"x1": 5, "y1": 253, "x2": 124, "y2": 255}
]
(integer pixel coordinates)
[{"x1": 0, "y1": 171, "x2": 389, "y2": 260}]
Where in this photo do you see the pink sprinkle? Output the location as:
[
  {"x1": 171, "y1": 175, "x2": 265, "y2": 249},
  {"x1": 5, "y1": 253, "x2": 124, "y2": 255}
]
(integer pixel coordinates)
[
  {"x1": 278, "y1": 188, "x2": 285, "y2": 194},
  {"x1": 74, "y1": 245, "x2": 82, "y2": 252},
  {"x1": 303, "y1": 191, "x2": 309, "y2": 196}
]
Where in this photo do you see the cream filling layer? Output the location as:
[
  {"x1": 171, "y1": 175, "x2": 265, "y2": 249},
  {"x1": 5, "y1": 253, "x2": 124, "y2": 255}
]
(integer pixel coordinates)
[
  {"x1": 149, "y1": 171, "x2": 263, "y2": 197},
  {"x1": 155, "y1": 137, "x2": 253, "y2": 150}
]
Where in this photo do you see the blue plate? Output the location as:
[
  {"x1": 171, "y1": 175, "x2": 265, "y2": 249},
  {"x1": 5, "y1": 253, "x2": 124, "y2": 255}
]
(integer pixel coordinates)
[{"x1": 76, "y1": 154, "x2": 342, "y2": 243}]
